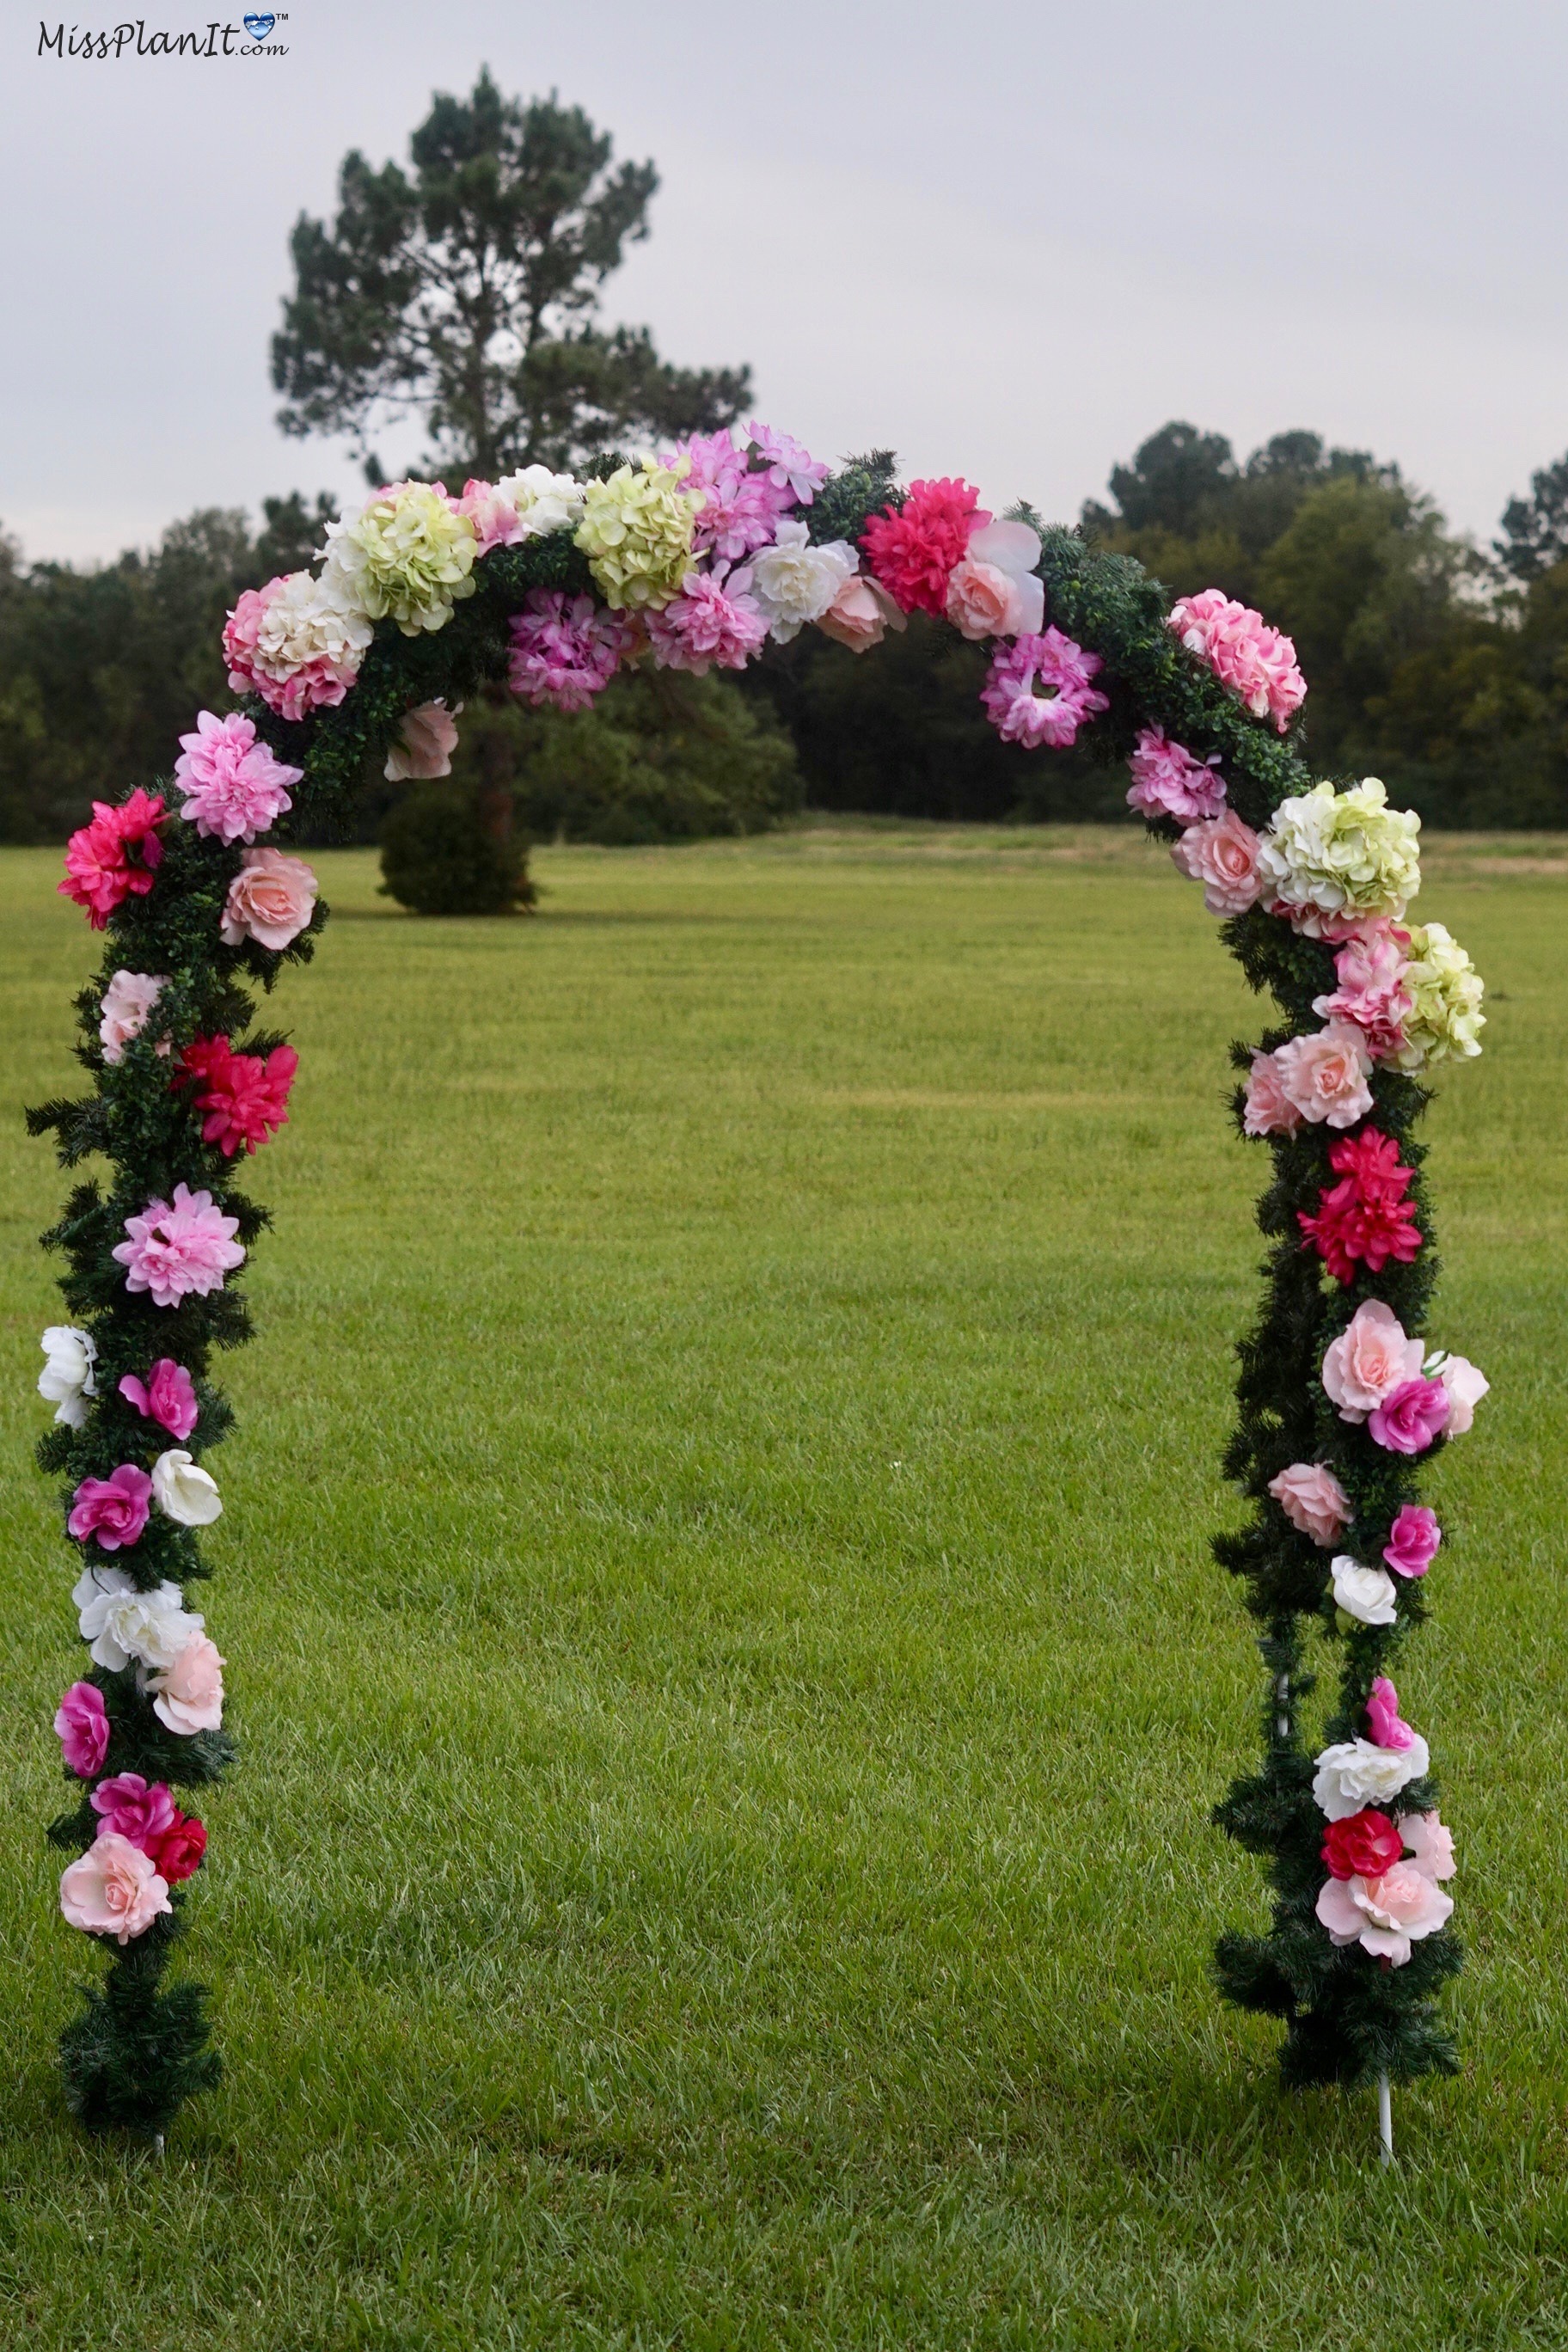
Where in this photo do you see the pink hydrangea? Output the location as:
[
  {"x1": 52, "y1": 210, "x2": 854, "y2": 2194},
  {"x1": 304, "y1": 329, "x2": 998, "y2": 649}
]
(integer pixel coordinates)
[
  {"x1": 67, "y1": 1465, "x2": 153, "y2": 1552},
  {"x1": 1312, "y1": 920, "x2": 1413, "y2": 1058},
  {"x1": 645, "y1": 568, "x2": 769, "y2": 674},
  {"x1": 112, "y1": 1184, "x2": 245, "y2": 1308},
  {"x1": 1168, "y1": 588, "x2": 1307, "y2": 732},
  {"x1": 667, "y1": 430, "x2": 793, "y2": 561},
  {"x1": 222, "y1": 572, "x2": 369, "y2": 721},
  {"x1": 980, "y1": 628, "x2": 1110, "y2": 750},
  {"x1": 119, "y1": 1358, "x2": 199, "y2": 1442},
  {"x1": 746, "y1": 423, "x2": 829, "y2": 506},
  {"x1": 506, "y1": 591, "x2": 634, "y2": 713},
  {"x1": 1125, "y1": 726, "x2": 1227, "y2": 822},
  {"x1": 175, "y1": 712, "x2": 303, "y2": 844},
  {"x1": 55, "y1": 1681, "x2": 110, "y2": 1778},
  {"x1": 1242, "y1": 1050, "x2": 1302, "y2": 1137}
]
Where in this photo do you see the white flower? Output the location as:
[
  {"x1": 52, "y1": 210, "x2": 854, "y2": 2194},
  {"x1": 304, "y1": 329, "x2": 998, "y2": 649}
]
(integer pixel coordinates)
[
  {"x1": 1390, "y1": 922, "x2": 1485, "y2": 1070},
  {"x1": 492, "y1": 463, "x2": 586, "y2": 540},
  {"x1": 1332, "y1": 1556, "x2": 1400, "y2": 1626},
  {"x1": 1425, "y1": 1350, "x2": 1490, "y2": 1435},
  {"x1": 1257, "y1": 779, "x2": 1422, "y2": 934},
  {"x1": 72, "y1": 1565, "x2": 201, "y2": 1673},
  {"x1": 38, "y1": 1326, "x2": 96, "y2": 1428},
  {"x1": 150, "y1": 1449, "x2": 222, "y2": 1528},
  {"x1": 1312, "y1": 1735, "x2": 1430, "y2": 1821},
  {"x1": 748, "y1": 521, "x2": 859, "y2": 642},
  {"x1": 98, "y1": 971, "x2": 170, "y2": 1066},
  {"x1": 252, "y1": 568, "x2": 372, "y2": 678}
]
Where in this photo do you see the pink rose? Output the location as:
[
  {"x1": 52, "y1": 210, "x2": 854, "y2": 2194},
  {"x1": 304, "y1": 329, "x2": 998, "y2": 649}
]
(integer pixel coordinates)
[
  {"x1": 942, "y1": 521, "x2": 1044, "y2": 641},
  {"x1": 119, "y1": 1357, "x2": 199, "y2": 1442},
  {"x1": 99, "y1": 970, "x2": 170, "y2": 1065},
  {"x1": 59, "y1": 1832, "x2": 171, "y2": 1945},
  {"x1": 1314, "y1": 1859, "x2": 1452, "y2": 1966},
  {"x1": 817, "y1": 573, "x2": 907, "y2": 653},
  {"x1": 220, "y1": 847, "x2": 318, "y2": 953},
  {"x1": 1267, "y1": 1461, "x2": 1351, "y2": 1547},
  {"x1": 67, "y1": 1464, "x2": 153, "y2": 1551},
  {"x1": 1321, "y1": 1300, "x2": 1424, "y2": 1421},
  {"x1": 150, "y1": 1633, "x2": 225, "y2": 1736},
  {"x1": 1242, "y1": 1050, "x2": 1302, "y2": 1137},
  {"x1": 89, "y1": 1772, "x2": 178, "y2": 1847},
  {"x1": 1436, "y1": 1353, "x2": 1489, "y2": 1435},
  {"x1": 1273, "y1": 1020, "x2": 1374, "y2": 1129},
  {"x1": 384, "y1": 699, "x2": 461, "y2": 781},
  {"x1": 1383, "y1": 1504, "x2": 1441, "y2": 1578},
  {"x1": 1398, "y1": 1809, "x2": 1455, "y2": 1881},
  {"x1": 1368, "y1": 1376, "x2": 1450, "y2": 1455},
  {"x1": 1169, "y1": 811, "x2": 1265, "y2": 916},
  {"x1": 1364, "y1": 1674, "x2": 1416, "y2": 1750},
  {"x1": 54, "y1": 1681, "x2": 110, "y2": 1778}
]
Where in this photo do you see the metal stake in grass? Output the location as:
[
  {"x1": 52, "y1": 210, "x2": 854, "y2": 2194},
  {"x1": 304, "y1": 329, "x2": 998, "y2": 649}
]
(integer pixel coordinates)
[{"x1": 1377, "y1": 2073, "x2": 1393, "y2": 2166}]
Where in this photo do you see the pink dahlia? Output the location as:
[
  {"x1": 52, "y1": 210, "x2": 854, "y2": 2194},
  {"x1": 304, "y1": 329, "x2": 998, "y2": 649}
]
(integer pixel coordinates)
[
  {"x1": 175, "y1": 711, "x2": 303, "y2": 844},
  {"x1": 980, "y1": 628, "x2": 1110, "y2": 750},
  {"x1": 119, "y1": 1358, "x2": 199, "y2": 1441},
  {"x1": 1125, "y1": 726, "x2": 1227, "y2": 822},
  {"x1": 177, "y1": 1033, "x2": 298, "y2": 1159},
  {"x1": 67, "y1": 1465, "x2": 153, "y2": 1552},
  {"x1": 746, "y1": 423, "x2": 829, "y2": 507},
  {"x1": 1312, "y1": 920, "x2": 1413, "y2": 1059},
  {"x1": 668, "y1": 430, "x2": 793, "y2": 561},
  {"x1": 112, "y1": 1183, "x2": 245, "y2": 1307},
  {"x1": 645, "y1": 568, "x2": 769, "y2": 674},
  {"x1": 55, "y1": 1681, "x2": 110, "y2": 1779},
  {"x1": 1168, "y1": 588, "x2": 1307, "y2": 732},
  {"x1": 58, "y1": 791, "x2": 166, "y2": 929},
  {"x1": 222, "y1": 572, "x2": 370, "y2": 721},
  {"x1": 861, "y1": 478, "x2": 989, "y2": 617},
  {"x1": 1297, "y1": 1128, "x2": 1423, "y2": 1286},
  {"x1": 507, "y1": 591, "x2": 634, "y2": 713}
]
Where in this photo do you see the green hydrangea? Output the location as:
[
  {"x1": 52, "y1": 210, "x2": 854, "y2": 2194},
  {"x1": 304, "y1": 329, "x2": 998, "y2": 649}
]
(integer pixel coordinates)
[
  {"x1": 1257, "y1": 778, "x2": 1422, "y2": 935},
  {"x1": 574, "y1": 459, "x2": 701, "y2": 612},
  {"x1": 322, "y1": 484, "x2": 479, "y2": 636},
  {"x1": 1391, "y1": 921, "x2": 1485, "y2": 1069}
]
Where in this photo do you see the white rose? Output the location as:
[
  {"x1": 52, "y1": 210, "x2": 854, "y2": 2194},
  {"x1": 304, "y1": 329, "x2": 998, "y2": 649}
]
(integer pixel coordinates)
[
  {"x1": 748, "y1": 521, "x2": 859, "y2": 642},
  {"x1": 1312, "y1": 1735, "x2": 1430, "y2": 1822},
  {"x1": 492, "y1": 463, "x2": 586, "y2": 540},
  {"x1": 38, "y1": 1326, "x2": 97, "y2": 1427},
  {"x1": 151, "y1": 1449, "x2": 223, "y2": 1528},
  {"x1": 1331, "y1": 1556, "x2": 1400, "y2": 1626},
  {"x1": 72, "y1": 1565, "x2": 200, "y2": 1673}
]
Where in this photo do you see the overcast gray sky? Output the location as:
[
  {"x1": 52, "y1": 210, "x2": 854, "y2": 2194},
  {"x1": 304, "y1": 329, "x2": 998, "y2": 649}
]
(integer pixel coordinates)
[{"x1": 4, "y1": 0, "x2": 1566, "y2": 565}]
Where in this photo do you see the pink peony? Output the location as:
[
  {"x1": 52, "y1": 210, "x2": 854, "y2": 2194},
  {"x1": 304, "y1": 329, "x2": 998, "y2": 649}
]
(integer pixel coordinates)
[
  {"x1": 150, "y1": 1632, "x2": 225, "y2": 1736},
  {"x1": 1169, "y1": 811, "x2": 1266, "y2": 916},
  {"x1": 89, "y1": 1772, "x2": 178, "y2": 1847},
  {"x1": 1368, "y1": 1376, "x2": 1450, "y2": 1455},
  {"x1": 1321, "y1": 1300, "x2": 1424, "y2": 1422},
  {"x1": 507, "y1": 591, "x2": 634, "y2": 713},
  {"x1": 746, "y1": 422, "x2": 828, "y2": 506},
  {"x1": 1242, "y1": 1050, "x2": 1302, "y2": 1137},
  {"x1": 54, "y1": 1681, "x2": 110, "y2": 1778},
  {"x1": 384, "y1": 700, "x2": 461, "y2": 782},
  {"x1": 1168, "y1": 587, "x2": 1307, "y2": 732},
  {"x1": 1313, "y1": 920, "x2": 1413, "y2": 1060},
  {"x1": 1365, "y1": 1675, "x2": 1416, "y2": 1751},
  {"x1": 58, "y1": 791, "x2": 166, "y2": 929},
  {"x1": 175, "y1": 712, "x2": 303, "y2": 844},
  {"x1": 59, "y1": 1832, "x2": 171, "y2": 1945},
  {"x1": 1268, "y1": 1461, "x2": 1351, "y2": 1547},
  {"x1": 1314, "y1": 1860, "x2": 1452, "y2": 1966},
  {"x1": 99, "y1": 970, "x2": 170, "y2": 1065},
  {"x1": 943, "y1": 522, "x2": 1044, "y2": 641},
  {"x1": 816, "y1": 572, "x2": 907, "y2": 653},
  {"x1": 1384, "y1": 1504, "x2": 1441, "y2": 1578},
  {"x1": 67, "y1": 1464, "x2": 153, "y2": 1552},
  {"x1": 220, "y1": 847, "x2": 319, "y2": 952},
  {"x1": 119, "y1": 1358, "x2": 199, "y2": 1442},
  {"x1": 861, "y1": 477, "x2": 989, "y2": 616},
  {"x1": 113, "y1": 1184, "x2": 245, "y2": 1308},
  {"x1": 645, "y1": 567, "x2": 769, "y2": 673},
  {"x1": 668, "y1": 429, "x2": 794, "y2": 560},
  {"x1": 222, "y1": 572, "x2": 369, "y2": 721},
  {"x1": 980, "y1": 628, "x2": 1110, "y2": 750},
  {"x1": 1436, "y1": 1354, "x2": 1489, "y2": 1435},
  {"x1": 1398, "y1": 1809, "x2": 1456, "y2": 1881},
  {"x1": 1125, "y1": 726, "x2": 1227, "y2": 823},
  {"x1": 1272, "y1": 1020, "x2": 1374, "y2": 1129}
]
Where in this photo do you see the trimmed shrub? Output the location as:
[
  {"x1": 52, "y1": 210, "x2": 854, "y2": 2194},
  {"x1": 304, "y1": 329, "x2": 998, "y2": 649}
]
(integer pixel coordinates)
[{"x1": 378, "y1": 781, "x2": 537, "y2": 916}]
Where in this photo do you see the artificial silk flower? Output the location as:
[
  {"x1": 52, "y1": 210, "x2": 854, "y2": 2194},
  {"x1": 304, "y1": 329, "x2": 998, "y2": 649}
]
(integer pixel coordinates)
[
  {"x1": 747, "y1": 522, "x2": 858, "y2": 642},
  {"x1": 1426, "y1": 1351, "x2": 1490, "y2": 1435},
  {"x1": 1331, "y1": 1556, "x2": 1399, "y2": 1626},
  {"x1": 1168, "y1": 588, "x2": 1306, "y2": 732},
  {"x1": 67, "y1": 1465, "x2": 153, "y2": 1552},
  {"x1": 1267, "y1": 1462, "x2": 1351, "y2": 1547},
  {"x1": 322, "y1": 481, "x2": 479, "y2": 634},
  {"x1": 1312, "y1": 1734, "x2": 1430, "y2": 1821},
  {"x1": 1257, "y1": 779, "x2": 1422, "y2": 937},
  {"x1": 38, "y1": 1325, "x2": 96, "y2": 1427},
  {"x1": 99, "y1": 971, "x2": 170, "y2": 1065},
  {"x1": 59, "y1": 1833, "x2": 171, "y2": 1945},
  {"x1": 150, "y1": 1449, "x2": 222, "y2": 1528},
  {"x1": 944, "y1": 519, "x2": 1044, "y2": 640},
  {"x1": 383, "y1": 700, "x2": 462, "y2": 782},
  {"x1": 1398, "y1": 1809, "x2": 1456, "y2": 1880},
  {"x1": 1314, "y1": 1859, "x2": 1452, "y2": 1966},
  {"x1": 72, "y1": 1565, "x2": 200, "y2": 1675},
  {"x1": 150, "y1": 1633, "x2": 225, "y2": 1736},
  {"x1": 1320, "y1": 1301, "x2": 1424, "y2": 1422}
]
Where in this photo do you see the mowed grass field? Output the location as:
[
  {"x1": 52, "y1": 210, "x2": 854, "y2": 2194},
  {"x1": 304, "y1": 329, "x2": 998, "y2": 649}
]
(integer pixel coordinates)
[{"x1": 0, "y1": 824, "x2": 1565, "y2": 2351}]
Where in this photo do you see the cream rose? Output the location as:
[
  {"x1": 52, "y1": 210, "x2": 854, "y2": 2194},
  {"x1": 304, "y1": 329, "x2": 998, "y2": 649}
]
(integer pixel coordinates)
[
  {"x1": 1331, "y1": 1555, "x2": 1399, "y2": 1626},
  {"x1": 1312, "y1": 1735, "x2": 1430, "y2": 1821},
  {"x1": 38, "y1": 1325, "x2": 97, "y2": 1427},
  {"x1": 151, "y1": 1448, "x2": 222, "y2": 1528}
]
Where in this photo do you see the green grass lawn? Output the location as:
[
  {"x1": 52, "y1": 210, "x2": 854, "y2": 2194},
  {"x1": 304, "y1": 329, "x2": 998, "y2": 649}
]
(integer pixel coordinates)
[{"x1": 1, "y1": 824, "x2": 1565, "y2": 2350}]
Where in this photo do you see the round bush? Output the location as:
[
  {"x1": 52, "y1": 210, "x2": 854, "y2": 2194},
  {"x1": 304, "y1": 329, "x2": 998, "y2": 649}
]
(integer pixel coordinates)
[{"x1": 378, "y1": 782, "x2": 537, "y2": 916}]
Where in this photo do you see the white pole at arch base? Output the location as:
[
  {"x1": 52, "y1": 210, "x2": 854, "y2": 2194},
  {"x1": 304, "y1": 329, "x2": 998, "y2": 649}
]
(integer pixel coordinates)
[{"x1": 1378, "y1": 2073, "x2": 1393, "y2": 2165}]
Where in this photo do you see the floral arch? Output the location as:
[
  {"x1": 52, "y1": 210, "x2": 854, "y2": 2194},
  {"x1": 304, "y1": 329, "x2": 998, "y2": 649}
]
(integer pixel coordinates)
[{"x1": 32, "y1": 432, "x2": 1488, "y2": 2141}]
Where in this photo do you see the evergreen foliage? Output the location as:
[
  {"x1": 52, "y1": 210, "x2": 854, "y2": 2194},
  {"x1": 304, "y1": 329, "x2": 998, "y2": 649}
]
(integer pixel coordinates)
[{"x1": 378, "y1": 780, "x2": 536, "y2": 916}]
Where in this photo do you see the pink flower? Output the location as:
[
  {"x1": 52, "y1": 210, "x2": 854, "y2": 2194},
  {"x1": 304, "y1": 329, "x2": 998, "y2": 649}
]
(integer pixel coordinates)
[
  {"x1": 59, "y1": 1832, "x2": 171, "y2": 1945},
  {"x1": 669, "y1": 430, "x2": 793, "y2": 560},
  {"x1": 54, "y1": 1681, "x2": 110, "y2": 1778},
  {"x1": 220, "y1": 847, "x2": 319, "y2": 952},
  {"x1": 1168, "y1": 587, "x2": 1307, "y2": 732},
  {"x1": 67, "y1": 1464, "x2": 153, "y2": 1552},
  {"x1": 177, "y1": 1033, "x2": 298, "y2": 1158},
  {"x1": 384, "y1": 700, "x2": 461, "y2": 781},
  {"x1": 175, "y1": 711, "x2": 303, "y2": 844},
  {"x1": 1169, "y1": 811, "x2": 1266, "y2": 916},
  {"x1": 58, "y1": 791, "x2": 166, "y2": 929},
  {"x1": 150, "y1": 1633, "x2": 225, "y2": 1736},
  {"x1": 99, "y1": 970, "x2": 170, "y2": 1065},
  {"x1": 861, "y1": 477, "x2": 989, "y2": 616},
  {"x1": 1365, "y1": 1675, "x2": 1416, "y2": 1751},
  {"x1": 89, "y1": 1772, "x2": 178, "y2": 1847},
  {"x1": 746, "y1": 422, "x2": 828, "y2": 506},
  {"x1": 222, "y1": 573, "x2": 369, "y2": 720},
  {"x1": 1368, "y1": 1376, "x2": 1450, "y2": 1455},
  {"x1": 456, "y1": 480, "x2": 520, "y2": 554},
  {"x1": 1272, "y1": 1020, "x2": 1374, "y2": 1128},
  {"x1": 645, "y1": 567, "x2": 769, "y2": 674},
  {"x1": 1398, "y1": 1809, "x2": 1456, "y2": 1881},
  {"x1": 1125, "y1": 726, "x2": 1227, "y2": 823},
  {"x1": 1321, "y1": 1300, "x2": 1424, "y2": 1421},
  {"x1": 980, "y1": 628, "x2": 1110, "y2": 750},
  {"x1": 1242, "y1": 1050, "x2": 1302, "y2": 1137},
  {"x1": 113, "y1": 1184, "x2": 245, "y2": 1308},
  {"x1": 1384, "y1": 1504, "x2": 1441, "y2": 1579},
  {"x1": 119, "y1": 1358, "x2": 199, "y2": 1442},
  {"x1": 1314, "y1": 1860, "x2": 1452, "y2": 1966},
  {"x1": 943, "y1": 522, "x2": 1044, "y2": 641},
  {"x1": 1268, "y1": 1461, "x2": 1351, "y2": 1547},
  {"x1": 816, "y1": 572, "x2": 907, "y2": 653},
  {"x1": 1313, "y1": 920, "x2": 1413, "y2": 1059},
  {"x1": 1436, "y1": 1353, "x2": 1489, "y2": 1435},
  {"x1": 507, "y1": 591, "x2": 633, "y2": 713}
]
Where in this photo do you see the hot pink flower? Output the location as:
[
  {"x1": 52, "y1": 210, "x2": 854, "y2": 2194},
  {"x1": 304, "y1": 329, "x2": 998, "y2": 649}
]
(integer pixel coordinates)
[
  {"x1": 99, "y1": 970, "x2": 170, "y2": 1064},
  {"x1": 1384, "y1": 1504, "x2": 1441, "y2": 1578},
  {"x1": 861, "y1": 477, "x2": 989, "y2": 616},
  {"x1": 980, "y1": 628, "x2": 1109, "y2": 750},
  {"x1": 1398, "y1": 1809, "x2": 1456, "y2": 1881},
  {"x1": 507, "y1": 591, "x2": 633, "y2": 712},
  {"x1": 175, "y1": 712, "x2": 303, "y2": 844},
  {"x1": 59, "y1": 1832, "x2": 171, "y2": 1945},
  {"x1": 1272, "y1": 1020, "x2": 1374, "y2": 1128},
  {"x1": 89, "y1": 1772, "x2": 178, "y2": 1847},
  {"x1": 1365, "y1": 1675, "x2": 1416, "y2": 1750},
  {"x1": 150, "y1": 1632, "x2": 225, "y2": 1736},
  {"x1": 119, "y1": 1358, "x2": 199, "y2": 1442},
  {"x1": 1267, "y1": 1462, "x2": 1351, "y2": 1547},
  {"x1": 1320, "y1": 1807, "x2": 1404, "y2": 1882},
  {"x1": 384, "y1": 701, "x2": 460, "y2": 781},
  {"x1": 816, "y1": 572, "x2": 907, "y2": 653},
  {"x1": 220, "y1": 847, "x2": 318, "y2": 952},
  {"x1": 67, "y1": 1464, "x2": 153, "y2": 1552},
  {"x1": 113, "y1": 1184, "x2": 245, "y2": 1308},
  {"x1": 1168, "y1": 587, "x2": 1307, "y2": 732},
  {"x1": 1242, "y1": 1050, "x2": 1302, "y2": 1137},
  {"x1": 148, "y1": 1812, "x2": 206, "y2": 1883},
  {"x1": 1368, "y1": 1376, "x2": 1450, "y2": 1455},
  {"x1": 54, "y1": 1681, "x2": 110, "y2": 1778},
  {"x1": 1313, "y1": 920, "x2": 1413, "y2": 1059},
  {"x1": 1125, "y1": 726, "x2": 1227, "y2": 822},
  {"x1": 1321, "y1": 1300, "x2": 1424, "y2": 1421},
  {"x1": 1170, "y1": 811, "x2": 1266, "y2": 916},
  {"x1": 645, "y1": 567, "x2": 769, "y2": 673},
  {"x1": 177, "y1": 1033, "x2": 298, "y2": 1159},
  {"x1": 58, "y1": 792, "x2": 166, "y2": 929},
  {"x1": 1315, "y1": 1860, "x2": 1452, "y2": 1965}
]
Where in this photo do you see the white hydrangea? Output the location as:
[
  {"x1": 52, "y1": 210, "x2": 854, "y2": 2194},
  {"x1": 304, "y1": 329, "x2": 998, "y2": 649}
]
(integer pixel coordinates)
[
  {"x1": 1258, "y1": 779, "x2": 1422, "y2": 936},
  {"x1": 748, "y1": 521, "x2": 859, "y2": 642},
  {"x1": 250, "y1": 569, "x2": 372, "y2": 678},
  {"x1": 321, "y1": 482, "x2": 480, "y2": 635},
  {"x1": 1390, "y1": 921, "x2": 1485, "y2": 1070},
  {"x1": 73, "y1": 1565, "x2": 202, "y2": 1674},
  {"x1": 492, "y1": 463, "x2": 586, "y2": 539},
  {"x1": 38, "y1": 1326, "x2": 96, "y2": 1427}
]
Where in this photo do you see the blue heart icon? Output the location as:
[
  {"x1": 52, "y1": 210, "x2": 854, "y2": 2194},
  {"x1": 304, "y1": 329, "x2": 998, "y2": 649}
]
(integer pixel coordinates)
[{"x1": 243, "y1": 11, "x2": 276, "y2": 34}]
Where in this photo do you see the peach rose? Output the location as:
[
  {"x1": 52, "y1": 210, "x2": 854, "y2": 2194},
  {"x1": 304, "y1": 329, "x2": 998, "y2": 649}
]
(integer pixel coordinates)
[
  {"x1": 1242, "y1": 1050, "x2": 1301, "y2": 1137},
  {"x1": 151, "y1": 1632, "x2": 225, "y2": 1735},
  {"x1": 384, "y1": 698, "x2": 461, "y2": 781},
  {"x1": 1267, "y1": 1461, "x2": 1351, "y2": 1546},
  {"x1": 1273, "y1": 1020, "x2": 1374, "y2": 1128},
  {"x1": 1321, "y1": 1300, "x2": 1424, "y2": 1422},
  {"x1": 816, "y1": 573, "x2": 907, "y2": 653},
  {"x1": 1315, "y1": 1859, "x2": 1452, "y2": 1966},
  {"x1": 220, "y1": 848, "x2": 318, "y2": 952},
  {"x1": 1170, "y1": 811, "x2": 1265, "y2": 916},
  {"x1": 59, "y1": 1832, "x2": 171, "y2": 1944}
]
